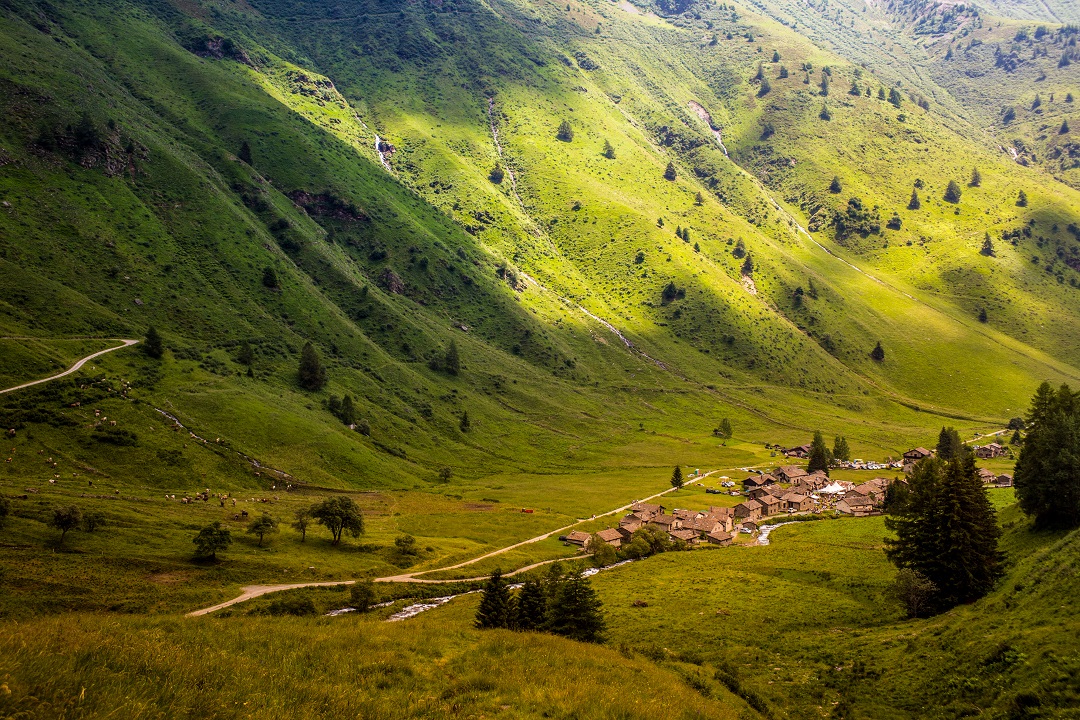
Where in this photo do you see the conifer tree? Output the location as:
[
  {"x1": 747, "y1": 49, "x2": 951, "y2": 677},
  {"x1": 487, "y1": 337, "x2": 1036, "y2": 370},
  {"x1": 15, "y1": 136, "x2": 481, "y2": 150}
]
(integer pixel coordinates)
[
  {"x1": 888, "y1": 88, "x2": 903, "y2": 108},
  {"x1": 237, "y1": 340, "x2": 254, "y2": 367},
  {"x1": 820, "y1": 103, "x2": 831, "y2": 121},
  {"x1": 849, "y1": 80, "x2": 861, "y2": 96},
  {"x1": 546, "y1": 573, "x2": 606, "y2": 643},
  {"x1": 514, "y1": 579, "x2": 547, "y2": 630},
  {"x1": 298, "y1": 342, "x2": 327, "y2": 390},
  {"x1": 262, "y1": 266, "x2": 279, "y2": 289},
  {"x1": 870, "y1": 341, "x2": 885, "y2": 362},
  {"x1": 808, "y1": 430, "x2": 831, "y2": 474},
  {"x1": 475, "y1": 569, "x2": 513, "y2": 629},
  {"x1": 820, "y1": 73, "x2": 830, "y2": 96},
  {"x1": 1017, "y1": 190, "x2": 1028, "y2": 207},
  {"x1": 908, "y1": 189, "x2": 921, "y2": 209},
  {"x1": 981, "y1": 235, "x2": 995, "y2": 256},
  {"x1": 1062, "y1": 119, "x2": 1071, "y2": 134},
  {"x1": 695, "y1": 191, "x2": 704, "y2": 205},
  {"x1": 936, "y1": 426, "x2": 965, "y2": 460},
  {"x1": 670, "y1": 465, "x2": 685, "y2": 489},
  {"x1": 143, "y1": 326, "x2": 164, "y2": 360},
  {"x1": 664, "y1": 162, "x2": 677, "y2": 180},
  {"x1": 489, "y1": 162, "x2": 505, "y2": 183},
  {"x1": 556, "y1": 120, "x2": 574, "y2": 142},
  {"x1": 832, "y1": 436, "x2": 851, "y2": 462},
  {"x1": 460, "y1": 410, "x2": 471, "y2": 432},
  {"x1": 719, "y1": 418, "x2": 733, "y2": 438},
  {"x1": 970, "y1": 167, "x2": 982, "y2": 186},
  {"x1": 772, "y1": 49, "x2": 780, "y2": 62},
  {"x1": 944, "y1": 180, "x2": 962, "y2": 203},
  {"x1": 444, "y1": 341, "x2": 461, "y2": 376},
  {"x1": 829, "y1": 175, "x2": 842, "y2": 193},
  {"x1": 339, "y1": 394, "x2": 356, "y2": 426},
  {"x1": 602, "y1": 139, "x2": 616, "y2": 159},
  {"x1": 885, "y1": 456, "x2": 1003, "y2": 610},
  {"x1": 238, "y1": 140, "x2": 253, "y2": 165},
  {"x1": 1014, "y1": 382, "x2": 1080, "y2": 527},
  {"x1": 878, "y1": 87, "x2": 886, "y2": 100}
]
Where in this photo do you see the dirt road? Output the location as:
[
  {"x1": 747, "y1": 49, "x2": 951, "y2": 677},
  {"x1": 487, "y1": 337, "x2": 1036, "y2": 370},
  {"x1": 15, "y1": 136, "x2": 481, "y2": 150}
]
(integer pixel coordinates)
[{"x1": 0, "y1": 339, "x2": 139, "y2": 395}]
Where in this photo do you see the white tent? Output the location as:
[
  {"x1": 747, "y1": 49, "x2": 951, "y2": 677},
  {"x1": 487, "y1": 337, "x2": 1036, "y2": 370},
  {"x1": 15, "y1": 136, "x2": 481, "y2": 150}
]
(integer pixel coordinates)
[{"x1": 821, "y1": 482, "x2": 845, "y2": 495}]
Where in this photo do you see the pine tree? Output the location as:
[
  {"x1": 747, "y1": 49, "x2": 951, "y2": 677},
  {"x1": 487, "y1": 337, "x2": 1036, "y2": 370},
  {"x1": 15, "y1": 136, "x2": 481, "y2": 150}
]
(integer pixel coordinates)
[
  {"x1": 670, "y1": 465, "x2": 684, "y2": 489},
  {"x1": 514, "y1": 579, "x2": 547, "y2": 630},
  {"x1": 888, "y1": 88, "x2": 903, "y2": 108},
  {"x1": 970, "y1": 167, "x2": 982, "y2": 187},
  {"x1": 978, "y1": 307, "x2": 988, "y2": 323},
  {"x1": 664, "y1": 162, "x2": 677, "y2": 180},
  {"x1": 944, "y1": 180, "x2": 962, "y2": 203},
  {"x1": 489, "y1": 162, "x2": 505, "y2": 183},
  {"x1": 720, "y1": 418, "x2": 733, "y2": 438},
  {"x1": 981, "y1": 235, "x2": 995, "y2": 256},
  {"x1": 475, "y1": 569, "x2": 513, "y2": 629},
  {"x1": 546, "y1": 573, "x2": 606, "y2": 643},
  {"x1": 829, "y1": 175, "x2": 842, "y2": 193},
  {"x1": 849, "y1": 80, "x2": 861, "y2": 96},
  {"x1": 885, "y1": 457, "x2": 1003, "y2": 610},
  {"x1": 820, "y1": 73, "x2": 830, "y2": 96},
  {"x1": 758, "y1": 77, "x2": 771, "y2": 97},
  {"x1": 878, "y1": 87, "x2": 886, "y2": 100},
  {"x1": 1017, "y1": 190, "x2": 1028, "y2": 207},
  {"x1": 237, "y1": 340, "x2": 254, "y2": 367},
  {"x1": 695, "y1": 191, "x2": 704, "y2": 205},
  {"x1": 936, "y1": 426, "x2": 965, "y2": 460},
  {"x1": 298, "y1": 342, "x2": 327, "y2": 391},
  {"x1": 1014, "y1": 382, "x2": 1080, "y2": 527},
  {"x1": 808, "y1": 430, "x2": 831, "y2": 474},
  {"x1": 262, "y1": 266, "x2": 279, "y2": 289},
  {"x1": 602, "y1": 139, "x2": 616, "y2": 159},
  {"x1": 556, "y1": 120, "x2": 574, "y2": 142},
  {"x1": 832, "y1": 435, "x2": 851, "y2": 462},
  {"x1": 238, "y1": 140, "x2": 253, "y2": 165},
  {"x1": 1061, "y1": 119, "x2": 1070, "y2": 134},
  {"x1": 339, "y1": 395, "x2": 356, "y2": 425},
  {"x1": 143, "y1": 326, "x2": 164, "y2": 360},
  {"x1": 772, "y1": 49, "x2": 780, "y2": 62},
  {"x1": 741, "y1": 254, "x2": 754, "y2": 275},
  {"x1": 460, "y1": 410, "x2": 471, "y2": 432},
  {"x1": 444, "y1": 340, "x2": 461, "y2": 376},
  {"x1": 870, "y1": 341, "x2": 885, "y2": 362},
  {"x1": 908, "y1": 189, "x2": 921, "y2": 209}
]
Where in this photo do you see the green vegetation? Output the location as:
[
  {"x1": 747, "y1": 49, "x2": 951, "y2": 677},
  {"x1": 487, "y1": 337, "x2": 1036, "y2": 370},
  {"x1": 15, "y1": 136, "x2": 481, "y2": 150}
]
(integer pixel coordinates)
[{"x1": 1015, "y1": 382, "x2": 1080, "y2": 527}]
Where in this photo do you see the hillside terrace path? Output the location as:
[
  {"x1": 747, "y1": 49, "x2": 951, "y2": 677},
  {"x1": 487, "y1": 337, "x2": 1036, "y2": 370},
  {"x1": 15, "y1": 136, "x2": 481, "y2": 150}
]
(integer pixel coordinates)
[
  {"x1": 0, "y1": 339, "x2": 139, "y2": 396},
  {"x1": 185, "y1": 469, "x2": 744, "y2": 616}
]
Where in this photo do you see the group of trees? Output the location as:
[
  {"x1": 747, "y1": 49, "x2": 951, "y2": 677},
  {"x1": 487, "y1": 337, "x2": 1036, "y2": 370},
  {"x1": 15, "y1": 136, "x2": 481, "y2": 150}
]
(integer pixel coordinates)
[
  {"x1": 885, "y1": 456, "x2": 1003, "y2": 615},
  {"x1": 1014, "y1": 382, "x2": 1080, "y2": 527},
  {"x1": 192, "y1": 495, "x2": 365, "y2": 560},
  {"x1": 34, "y1": 505, "x2": 108, "y2": 545},
  {"x1": 475, "y1": 565, "x2": 606, "y2": 643},
  {"x1": 713, "y1": 418, "x2": 733, "y2": 439}
]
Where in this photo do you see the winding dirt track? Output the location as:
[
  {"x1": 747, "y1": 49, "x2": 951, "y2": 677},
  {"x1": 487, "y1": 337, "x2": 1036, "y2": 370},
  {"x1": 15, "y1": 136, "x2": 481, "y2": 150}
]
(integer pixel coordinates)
[
  {"x1": 185, "y1": 470, "x2": 731, "y2": 617},
  {"x1": 0, "y1": 339, "x2": 139, "y2": 395}
]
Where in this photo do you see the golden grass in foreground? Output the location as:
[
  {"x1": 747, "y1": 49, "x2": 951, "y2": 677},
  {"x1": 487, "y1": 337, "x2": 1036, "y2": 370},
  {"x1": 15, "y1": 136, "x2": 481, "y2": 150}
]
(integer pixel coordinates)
[{"x1": 0, "y1": 610, "x2": 750, "y2": 720}]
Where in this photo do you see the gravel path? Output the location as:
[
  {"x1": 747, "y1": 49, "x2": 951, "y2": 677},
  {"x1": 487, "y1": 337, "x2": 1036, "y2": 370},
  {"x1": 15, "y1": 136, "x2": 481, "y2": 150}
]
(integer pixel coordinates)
[{"x1": 0, "y1": 339, "x2": 138, "y2": 396}]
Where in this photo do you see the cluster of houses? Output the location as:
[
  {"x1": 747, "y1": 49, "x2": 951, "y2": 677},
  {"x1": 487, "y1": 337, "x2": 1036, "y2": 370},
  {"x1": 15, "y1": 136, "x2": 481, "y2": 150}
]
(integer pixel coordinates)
[{"x1": 564, "y1": 466, "x2": 899, "y2": 552}]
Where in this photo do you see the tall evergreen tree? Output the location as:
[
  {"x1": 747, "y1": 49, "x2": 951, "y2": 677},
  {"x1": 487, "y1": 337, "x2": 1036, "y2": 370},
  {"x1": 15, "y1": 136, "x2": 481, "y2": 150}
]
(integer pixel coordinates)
[
  {"x1": 970, "y1": 167, "x2": 982, "y2": 187},
  {"x1": 885, "y1": 457, "x2": 1003, "y2": 610},
  {"x1": 475, "y1": 569, "x2": 513, "y2": 629},
  {"x1": 870, "y1": 341, "x2": 885, "y2": 362},
  {"x1": 339, "y1": 395, "x2": 356, "y2": 426},
  {"x1": 444, "y1": 341, "x2": 461, "y2": 376},
  {"x1": 832, "y1": 435, "x2": 851, "y2": 462},
  {"x1": 238, "y1": 140, "x2": 253, "y2": 165},
  {"x1": 514, "y1": 579, "x2": 547, "y2": 631},
  {"x1": 936, "y1": 426, "x2": 965, "y2": 460},
  {"x1": 1017, "y1": 190, "x2": 1028, "y2": 207},
  {"x1": 556, "y1": 120, "x2": 574, "y2": 142},
  {"x1": 664, "y1": 162, "x2": 677, "y2": 180},
  {"x1": 944, "y1": 180, "x2": 962, "y2": 203},
  {"x1": 808, "y1": 431, "x2": 831, "y2": 474},
  {"x1": 298, "y1": 342, "x2": 327, "y2": 390},
  {"x1": 602, "y1": 139, "x2": 616, "y2": 159},
  {"x1": 143, "y1": 326, "x2": 164, "y2": 359},
  {"x1": 670, "y1": 465, "x2": 685, "y2": 489},
  {"x1": 460, "y1": 410, "x2": 471, "y2": 432},
  {"x1": 908, "y1": 189, "x2": 921, "y2": 210},
  {"x1": 829, "y1": 175, "x2": 842, "y2": 193},
  {"x1": 1014, "y1": 382, "x2": 1080, "y2": 527},
  {"x1": 546, "y1": 573, "x2": 606, "y2": 643}
]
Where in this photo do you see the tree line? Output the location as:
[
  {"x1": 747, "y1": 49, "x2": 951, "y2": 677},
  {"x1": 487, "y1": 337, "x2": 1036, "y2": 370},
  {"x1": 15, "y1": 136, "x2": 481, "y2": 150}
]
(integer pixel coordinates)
[{"x1": 475, "y1": 564, "x2": 606, "y2": 643}]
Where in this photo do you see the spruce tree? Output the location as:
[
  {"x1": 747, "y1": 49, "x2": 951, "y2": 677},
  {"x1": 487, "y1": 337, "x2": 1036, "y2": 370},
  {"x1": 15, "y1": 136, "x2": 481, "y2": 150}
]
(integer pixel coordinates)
[
  {"x1": 1061, "y1": 119, "x2": 1070, "y2": 134},
  {"x1": 908, "y1": 189, "x2": 921, "y2": 209},
  {"x1": 143, "y1": 326, "x2": 164, "y2": 360},
  {"x1": 339, "y1": 395, "x2": 356, "y2": 426},
  {"x1": 1014, "y1": 382, "x2": 1080, "y2": 527},
  {"x1": 444, "y1": 341, "x2": 461, "y2": 376},
  {"x1": 556, "y1": 120, "x2": 574, "y2": 142},
  {"x1": 832, "y1": 435, "x2": 851, "y2": 462},
  {"x1": 237, "y1": 340, "x2": 254, "y2": 367},
  {"x1": 664, "y1": 162, "x2": 677, "y2": 180},
  {"x1": 888, "y1": 87, "x2": 903, "y2": 108},
  {"x1": 970, "y1": 167, "x2": 982, "y2": 187},
  {"x1": 870, "y1": 341, "x2": 885, "y2": 362},
  {"x1": 944, "y1": 180, "x2": 962, "y2": 203},
  {"x1": 298, "y1": 342, "x2": 327, "y2": 391},
  {"x1": 238, "y1": 140, "x2": 253, "y2": 165},
  {"x1": 885, "y1": 457, "x2": 1003, "y2": 610},
  {"x1": 1017, "y1": 190, "x2": 1028, "y2": 207},
  {"x1": 262, "y1": 266, "x2": 279, "y2": 289},
  {"x1": 695, "y1": 191, "x2": 704, "y2": 206},
  {"x1": 936, "y1": 426, "x2": 966, "y2": 460},
  {"x1": 460, "y1": 410, "x2": 471, "y2": 432},
  {"x1": 602, "y1": 139, "x2": 616, "y2": 159},
  {"x1": 808, "y1": 430, "x2": 831, "y2": 474},
  {"x1": 514, "y1": 579, "x2": 547, "y2": 630},
  {"x1": 475, "y1": 569, "x2": 513, "y2": 629},
  {"x1": 829, "y1": 175, "x2": 842, "y2": 193},
  {"x1": 546, "y1": 573, "x2": 605, "y2": 643},
  {"x1": 670, "y1": 465, "x2": 685, "y2": 489},
  {"x1": 720, "y1": 418, "x2": 733, "y2": 438}
]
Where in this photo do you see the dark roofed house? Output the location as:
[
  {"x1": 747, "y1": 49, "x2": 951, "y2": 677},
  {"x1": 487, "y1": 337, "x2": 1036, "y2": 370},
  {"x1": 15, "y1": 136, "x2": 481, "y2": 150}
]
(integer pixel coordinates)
[
  {"x1": 743, "y1": 473, "x2": 777, "y2": 488},
  {"x1": 596, "y1": 528, "x2": 624, "y2": 548},
  {"x1": 903, "y1": 447, "x2": 933, "y2": 462},
  {"x1": 975, "y1": 443, "x2": 1005, "y2": 459},
  {"x1": 684, "y1": 516, "x2": 720, "y2": 534},
  {"x1": 785, "y1": 444, "x2": 813, "y2": 458},
  {"x1": 994, "y1": 474, "x2": 1014, "y2": 487},
  {"x1": 748, "y1": 486, "x2": 777, "y2": 502},
  {"x1": 776, "y1": 466, "x2": 809, "y2": 484},
  {"x1": 734, "y1": 499, "x2": 762, "y2": 520},
  {"x1": 631, "y1": 502, "x2": 664, "y2": 519},
  {"x1": 706, "y1": 529, "x2": 734, "y2": 546},
  {"x1": 836, "y1": 493, "x2": 874, "y2": 516},
  {"x1": 757, "y1": 494, "x2": 783, "y2": 517},
  {"x1": 565, "y1": 530, "x2": 592, "y2": 548},
  {"x1": 669, "y1": 528, "x2": 701, "y2": 545},
  {"x1": 781, "y1": 492, "x2": 813, "y2": 513},
  {"x1": 672, "y1": 508, "x2": 702, "y2": 523},
  {"x1": 648, "y1": 514, "x2": 680, "y2": 531}
]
